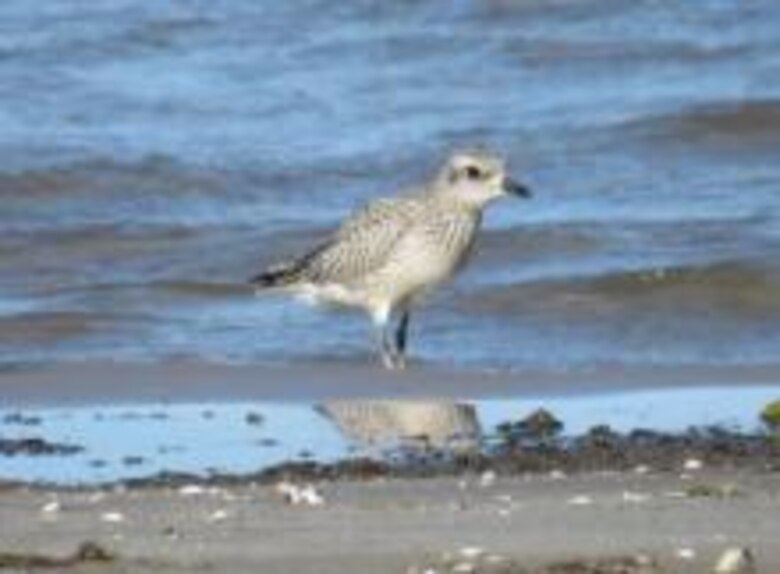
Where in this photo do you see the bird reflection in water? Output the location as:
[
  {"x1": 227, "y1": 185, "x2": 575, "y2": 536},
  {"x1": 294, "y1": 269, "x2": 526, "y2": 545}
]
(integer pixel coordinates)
[{"x1": 317, "y1": 400, "x2": 481, "y2": 454}]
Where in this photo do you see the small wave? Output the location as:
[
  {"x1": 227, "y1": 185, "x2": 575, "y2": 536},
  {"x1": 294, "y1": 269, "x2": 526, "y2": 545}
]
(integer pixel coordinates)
[
  {"x1": 116, "y1": 14, "x2": 217, "y2": 50},
  {"x1": 0, "y1": 154, "x2": 248, "y2": 236},
  {"x1": 0, "y1": 154, "x2": 225, "y2": 198},
  {"x1": 150, "y1": 280, "x2": 252, "y2": 298},
  {"x1": 625, "y1": 99, "x2": 780, "y2": 146},
  {"x1": 507, "y1": 36, "x2": 745, "y2": 68},
  {"x1": 0, "y1": 311, "x2": 97, "y2": 343},
  {"x1": 461, "y1": 260, "x2": 780, "y2": 318}
]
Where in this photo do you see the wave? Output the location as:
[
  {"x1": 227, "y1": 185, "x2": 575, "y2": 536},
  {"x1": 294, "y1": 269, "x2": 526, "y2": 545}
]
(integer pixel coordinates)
[
  {"x1": 624, "y1": 99, "x2": 780, "y2": 146},
  {"x1": 150, "y1": 280, "x2": 251, "y2": 298},
  {"x1": 460, "y1": 259, "x2": 780, "y2": 318},
  {"x1": 0, "y1": 154, "x2": 225, "y2": 198},
  {"x1": 0, "y1": 311, "x2": 98, "y2": 343}
]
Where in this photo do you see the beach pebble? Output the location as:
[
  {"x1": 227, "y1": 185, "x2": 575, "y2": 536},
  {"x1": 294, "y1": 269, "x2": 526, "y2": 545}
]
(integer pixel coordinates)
[
  {"x1": 275, "y1": 481, "x2": 325, "y2": 506},
  {"x1": 714, "y1": 547, "x2": 756, "y2": 574},
  {"x1": 676, "y1": 547, "x2": 696, "y2": 561},
  {"x1": 567, "y1": 494, "x2": 593, "y2": 506},
  {"x1": 299, "y1": 485, "x2": 325, "y2": 506},
  {"x1": 40, "y1": 500, "x2": 61, "y2": 521},
  {"x1": 410, "y1": 549, "x2": 523, "y2": 574},
  {"x1": 40, "y1": 500, "x2": 61, "y2": 514},
  {"x1": 178, "y1": 484, "x2": 206, "y2": 497},
  {"x1": 684, "y1": 458, "x2": 704, "y2": 471},
  {"x1": 101, "y1": 511, "x2": 125, "y2": 523},
  {"x1": 458, "y1": 547, "x2": 485, "y2": 560},
  {"x1": 478, "y1": 470, "x2": 496, "y2": 488},
  {"x1": 622, "y1": 490, "x2": 651, "y2": 504},
  {"x1": 207, "y1": 509, "x2": 229, "y2": 523}
]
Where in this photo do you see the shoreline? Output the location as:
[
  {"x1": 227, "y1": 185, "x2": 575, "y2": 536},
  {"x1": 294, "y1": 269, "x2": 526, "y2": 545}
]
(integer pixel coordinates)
[
  {"x1": 1, "y1": 360, "x2": 778, "y2": 573},
  {"x1": 1, "y1": 360, "x2": 779, "y2": 407},
  {"x1": 2, "y1": 393, "x2": 778, "y2": 489}
]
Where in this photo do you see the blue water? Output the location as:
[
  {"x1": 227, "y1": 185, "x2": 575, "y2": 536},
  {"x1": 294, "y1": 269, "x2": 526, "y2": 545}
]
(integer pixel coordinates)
[
  {"x1": 1, "y1": 386, "x2": 777, "y2": 484},
  {"x1": 0, "y1": 0, "x2": 779, "y2": 370}
]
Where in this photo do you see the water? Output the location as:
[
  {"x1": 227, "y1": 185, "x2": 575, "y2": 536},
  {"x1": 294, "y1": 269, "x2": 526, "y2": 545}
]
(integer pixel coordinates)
[
  {"x1": 1, "y1": 0, "x2": 780, "y2": 369},
  {"x1": 1, "y1": 385, "x2": 777, "y2": 485}
]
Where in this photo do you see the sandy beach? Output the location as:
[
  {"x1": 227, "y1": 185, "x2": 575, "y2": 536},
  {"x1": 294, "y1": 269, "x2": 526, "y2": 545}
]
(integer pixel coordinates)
[
  {"x1": 1, "y1": 470, "x2": 778, "y2": 573},
  {"x1": 1, "y1": 362, "x2": 778, "y2": 573}
]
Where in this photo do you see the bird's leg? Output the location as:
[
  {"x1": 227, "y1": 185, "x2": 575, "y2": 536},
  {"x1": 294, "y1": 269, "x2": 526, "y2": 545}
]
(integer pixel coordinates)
[
  {"x1": 371, "y1": 306, "x2": 397, "y2": 370},
  {"x1": 378, "y1": 325, "x2": 397, "y2": 370},
  {"x1": 393, "y1": 309, "x2": 411, "y2": 370}
]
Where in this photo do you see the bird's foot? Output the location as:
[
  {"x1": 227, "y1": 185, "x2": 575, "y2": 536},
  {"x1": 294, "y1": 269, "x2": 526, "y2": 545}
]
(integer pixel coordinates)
[{"x1": 381, "y1": 351, "x2": 407, "y2": 371}]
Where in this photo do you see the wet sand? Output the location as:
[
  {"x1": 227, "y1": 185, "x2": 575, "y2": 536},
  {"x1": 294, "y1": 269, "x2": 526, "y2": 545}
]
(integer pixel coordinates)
[
  {"x1": 2, "y1": 470, "x2": 779, "y2": 573},
  {"x1": 2, "y1": 361, "x2": 780, "y2": 406},
  {"x1": 1, "y1": 362, "x2": 778, "y2": 572}
]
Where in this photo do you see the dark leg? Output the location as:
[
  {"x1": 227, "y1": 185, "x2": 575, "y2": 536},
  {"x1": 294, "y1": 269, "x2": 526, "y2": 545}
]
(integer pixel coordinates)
[{"x1": 394, "y1": 309, "x2": 411, "y2": 367}]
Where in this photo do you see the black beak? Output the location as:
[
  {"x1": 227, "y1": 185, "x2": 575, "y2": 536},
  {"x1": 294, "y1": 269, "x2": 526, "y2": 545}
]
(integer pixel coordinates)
[{"x1": 503, "y1": 176, "x2": 532, "y2": 198}]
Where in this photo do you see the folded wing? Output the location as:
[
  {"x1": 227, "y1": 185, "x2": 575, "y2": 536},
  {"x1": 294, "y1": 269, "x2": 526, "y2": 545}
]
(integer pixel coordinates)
[{"x1": 251, "y1": 197, "x2": 420, "y2": 288}]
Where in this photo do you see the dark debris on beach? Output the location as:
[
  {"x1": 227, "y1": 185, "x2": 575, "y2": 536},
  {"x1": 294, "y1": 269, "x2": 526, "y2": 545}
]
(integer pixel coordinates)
[
  {"x1": 242, "y1": 409, "x2": 780, "y2": 485},
  {"x1": 2, "y1": 407, "x2": 777, "y2": 490},
  {"x1": 116, "y1": 417, "x2": 779, "y2": 489},
  {"x1": 0, "y1": 436, "x2": 84, "y2": 457},
  {"x1": 411, "y1": 552, "x2": 664, "y2": 574},
  {"x1": 0, "y1": 541, "x2": 114, "y2": 569}
]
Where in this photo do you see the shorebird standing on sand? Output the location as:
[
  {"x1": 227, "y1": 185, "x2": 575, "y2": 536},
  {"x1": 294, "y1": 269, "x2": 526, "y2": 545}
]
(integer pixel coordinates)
[{"x1": 251, "y1": 150, "x2": 531, "y2": 369}]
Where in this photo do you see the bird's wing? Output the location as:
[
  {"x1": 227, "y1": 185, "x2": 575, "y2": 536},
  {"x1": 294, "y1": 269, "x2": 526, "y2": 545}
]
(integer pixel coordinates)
[{"x1": 293, "y1": 196, "x2": 421, "y2": 284}]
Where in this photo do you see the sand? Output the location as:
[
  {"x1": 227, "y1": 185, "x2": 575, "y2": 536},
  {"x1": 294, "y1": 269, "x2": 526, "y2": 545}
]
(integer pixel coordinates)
[
  {"x1": 2, "y1": 361, "x2": 779, "y2": 406},
  {"x1": 0, "y1": 470, "x2": 778, "y2": 573},
  {"x1": 1, "y1": 361, "x2": 778, "y2": 573}
]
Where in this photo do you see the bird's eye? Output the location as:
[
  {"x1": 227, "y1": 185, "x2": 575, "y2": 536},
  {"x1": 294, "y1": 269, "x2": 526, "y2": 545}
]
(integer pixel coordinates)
[{"x1": 464, "y1": 165, "x2": 482, "y2": 180}]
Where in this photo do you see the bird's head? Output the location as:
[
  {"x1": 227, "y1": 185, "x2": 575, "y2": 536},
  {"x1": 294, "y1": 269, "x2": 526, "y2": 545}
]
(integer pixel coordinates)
[{"x1": 435, "y1": 150, "x2": 531, "y2": 208}]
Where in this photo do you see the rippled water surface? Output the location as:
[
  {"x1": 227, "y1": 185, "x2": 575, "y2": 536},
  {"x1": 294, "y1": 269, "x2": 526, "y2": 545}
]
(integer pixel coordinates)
[{"x1": 1, "y1": 0, "x2": 779, "y2": 369}]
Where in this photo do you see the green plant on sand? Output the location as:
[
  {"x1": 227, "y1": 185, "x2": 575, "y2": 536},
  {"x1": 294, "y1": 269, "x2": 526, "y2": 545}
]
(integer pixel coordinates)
[{"x1": 760, "y1": 399, "x2": 780, "y2": 432}]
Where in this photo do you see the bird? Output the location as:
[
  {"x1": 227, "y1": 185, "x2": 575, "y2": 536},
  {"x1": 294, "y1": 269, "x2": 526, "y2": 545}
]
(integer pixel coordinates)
[{"x1": 250, "y1": 149, "x2": 531, "y2": 369}]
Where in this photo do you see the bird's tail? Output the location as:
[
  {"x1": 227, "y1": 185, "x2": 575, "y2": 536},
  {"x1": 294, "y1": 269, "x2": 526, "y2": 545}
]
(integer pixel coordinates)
[
  {"x1": 251, "y1": 243, "x2": 328, "y2": 290},
  {"x1": 249, "y1": 262, "x2": 303, "y2": 289}
]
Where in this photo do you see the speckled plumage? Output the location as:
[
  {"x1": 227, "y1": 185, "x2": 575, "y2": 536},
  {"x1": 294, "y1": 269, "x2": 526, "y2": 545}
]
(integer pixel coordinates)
[{"x1": 252, "y1": 150, "x2": 530, "y2": 369}]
